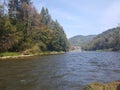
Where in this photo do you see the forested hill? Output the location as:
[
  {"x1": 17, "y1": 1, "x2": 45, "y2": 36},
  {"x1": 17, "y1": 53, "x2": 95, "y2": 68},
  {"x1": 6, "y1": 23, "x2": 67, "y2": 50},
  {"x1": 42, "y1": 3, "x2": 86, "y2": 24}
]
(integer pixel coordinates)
[
  {"x1": 0, "y1": 0, "x2": 69, "y2": 54},
  {"x1": 69, "y1": 35, "x2": 96, "y2": 46},
  {"x1": 82, "y1": 27, "x2": 120, "y2": 51}
]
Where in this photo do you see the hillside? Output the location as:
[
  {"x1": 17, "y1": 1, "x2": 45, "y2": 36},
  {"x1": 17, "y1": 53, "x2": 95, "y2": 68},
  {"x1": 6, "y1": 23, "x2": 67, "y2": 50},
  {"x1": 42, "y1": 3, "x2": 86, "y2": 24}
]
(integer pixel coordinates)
[
  {"x1": 69, "y1": 35, "x2": 96, "y2": 46},
  {"x1": 82, "y1": 27, "x2": 120, "y2": 51}
]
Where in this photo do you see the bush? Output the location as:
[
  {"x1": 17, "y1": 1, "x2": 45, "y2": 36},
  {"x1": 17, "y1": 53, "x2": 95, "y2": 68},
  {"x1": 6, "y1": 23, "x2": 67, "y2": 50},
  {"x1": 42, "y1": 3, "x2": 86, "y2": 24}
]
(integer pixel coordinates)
[{"x1": 22, "y1": 42, "x2": 47, "y2": 55}]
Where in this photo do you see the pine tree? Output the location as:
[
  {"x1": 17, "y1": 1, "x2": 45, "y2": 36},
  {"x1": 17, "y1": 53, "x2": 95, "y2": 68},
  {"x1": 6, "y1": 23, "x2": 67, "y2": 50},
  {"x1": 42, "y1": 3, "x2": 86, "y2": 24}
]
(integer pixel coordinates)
[
  {"x1": 0, "y1": 4, "x2": 4, "y2": 17},
  {"x1": 40, "y1": 7, "x2": 51, "y2": 25}
]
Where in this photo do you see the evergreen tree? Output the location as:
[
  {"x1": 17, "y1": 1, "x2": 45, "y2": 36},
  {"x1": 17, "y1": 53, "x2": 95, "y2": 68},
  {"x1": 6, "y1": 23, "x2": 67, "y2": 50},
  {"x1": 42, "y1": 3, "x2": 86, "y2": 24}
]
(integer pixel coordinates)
[
  {"x1": 0, "y1": 1, "x2": 69, "y2": 53},
  {"x1": 82, "y1": 27, "x2": 120, "y2": 51},
  {"x1": 40, "y1": 7, "x2": 51, "y2": 25},
  {"x1": 0, "y1": 4, "x2": 4, "y2": 17}
]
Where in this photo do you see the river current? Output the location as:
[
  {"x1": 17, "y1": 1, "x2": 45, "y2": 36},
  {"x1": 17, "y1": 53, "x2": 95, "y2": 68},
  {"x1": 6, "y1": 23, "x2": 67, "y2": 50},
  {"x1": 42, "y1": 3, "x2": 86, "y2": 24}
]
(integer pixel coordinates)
[{"x1": 0, "y1": 51, "x2": 120, "y2": 90}]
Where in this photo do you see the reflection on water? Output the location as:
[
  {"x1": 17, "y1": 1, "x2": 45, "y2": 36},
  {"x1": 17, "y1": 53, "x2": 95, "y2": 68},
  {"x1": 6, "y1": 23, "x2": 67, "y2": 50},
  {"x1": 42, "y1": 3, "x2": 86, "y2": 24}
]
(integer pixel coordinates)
[{"x1": 0, "y1": 51, "x2": 120, "y2": 90}]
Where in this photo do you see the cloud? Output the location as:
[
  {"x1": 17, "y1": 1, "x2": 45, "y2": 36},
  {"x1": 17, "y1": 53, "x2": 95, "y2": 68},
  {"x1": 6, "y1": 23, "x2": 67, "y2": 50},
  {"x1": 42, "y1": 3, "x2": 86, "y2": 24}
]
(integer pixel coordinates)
[
  {"x1": 58, "y1": 0, "x2": 101, "y2": 16},
  {"x1": 102, "y1": 0, "x2": 120, "y2": 26},
  {"x1": 50, "y1": 8, "x2": 79, "y2": 21},
  {"x1": 32, "y1": 0, "x2": 120, "y2": 38}
]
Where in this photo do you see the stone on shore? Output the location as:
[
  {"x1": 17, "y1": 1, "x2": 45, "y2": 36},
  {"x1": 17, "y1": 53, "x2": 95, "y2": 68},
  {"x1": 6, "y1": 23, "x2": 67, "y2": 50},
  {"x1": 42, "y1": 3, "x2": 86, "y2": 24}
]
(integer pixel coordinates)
[{"x1": 84, "y1": 81, "x2": 120, "y2": 90}]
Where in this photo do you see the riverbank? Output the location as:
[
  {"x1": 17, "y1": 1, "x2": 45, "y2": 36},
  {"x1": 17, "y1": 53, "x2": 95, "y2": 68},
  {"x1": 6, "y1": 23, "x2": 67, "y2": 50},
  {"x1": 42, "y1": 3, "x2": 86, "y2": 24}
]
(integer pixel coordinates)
[
  {"x1": 0, "y1": 51, "x2": 65, "y2": 60},
  {"x1": 84, "y1": 81, "x2": 120, "y2": 90}
]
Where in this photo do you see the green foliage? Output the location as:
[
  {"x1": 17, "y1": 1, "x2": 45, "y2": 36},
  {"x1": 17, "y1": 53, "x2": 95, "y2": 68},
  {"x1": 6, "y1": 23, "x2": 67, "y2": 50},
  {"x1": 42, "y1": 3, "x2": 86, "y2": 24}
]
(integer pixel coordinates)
[
  {"x1": 0, "y1": 18, "x2": 19, "y2": 52},
  {"x1": 0, "y1": 4, "x2": 4, "y2": 17},
  {"x1": 40, "y1": 7, "x2": 51, "y2": 25},
  {"x1": 82, "y1": 27, "x2": 120, "y2": 51},
  {"x1": 25, "y1": 42, "x2": 47, "y2": 54},
  {"x1": 0, "y1": 0, "x2": 69, "y2": 53},
  {"x1": 84, "y1": 86, "x2": 95, "y2": 90},
  {"x1": 0, "y1": 52, "x2": 20, "y2": 57},
  {"x1": 69, "y1": 35, "x2": 96, "y2": 46}
]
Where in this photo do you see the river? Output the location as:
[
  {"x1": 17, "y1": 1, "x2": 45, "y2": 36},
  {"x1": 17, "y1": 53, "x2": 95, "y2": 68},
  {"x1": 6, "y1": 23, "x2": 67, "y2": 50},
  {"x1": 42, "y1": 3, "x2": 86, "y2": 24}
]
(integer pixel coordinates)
[{"x1": 0, "y1": 51, "x2": 120, "y2": 90}]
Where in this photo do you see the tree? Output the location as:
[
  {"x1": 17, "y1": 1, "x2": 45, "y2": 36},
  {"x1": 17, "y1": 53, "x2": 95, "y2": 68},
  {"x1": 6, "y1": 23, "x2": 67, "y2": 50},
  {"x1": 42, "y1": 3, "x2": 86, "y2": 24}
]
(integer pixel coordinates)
[
  {"x1": 40, "y1": 7, "x2": 51, "y2": 25},
  {"x1": 0, "y1": 1, "x2": 69, "y2": 52},
  {"x1": 0, "y1": 4, "x2": 4, "y2": 17},
  {"x1": 0, "y1": 19, "x2": 19, "y2": 51},
  {"x1": 82, "y1": 27, "x2": 120, "y2": 51}
]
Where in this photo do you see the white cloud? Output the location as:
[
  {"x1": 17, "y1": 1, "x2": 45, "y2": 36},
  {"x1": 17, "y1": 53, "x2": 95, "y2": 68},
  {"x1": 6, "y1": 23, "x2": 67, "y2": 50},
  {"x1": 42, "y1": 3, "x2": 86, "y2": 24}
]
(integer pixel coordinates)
[
  {"x1": 102, "y1": 0, "x2": 120, "y2": 26},
  {"x1": 32, "y1": 0, "x2": 120, "y2": 38},
  {"x1": 58, "y1": 0, "x2": 101, "y2": 16},
  {"x1": 50, "y1": 8, "x2": 76, "y2": 21}
]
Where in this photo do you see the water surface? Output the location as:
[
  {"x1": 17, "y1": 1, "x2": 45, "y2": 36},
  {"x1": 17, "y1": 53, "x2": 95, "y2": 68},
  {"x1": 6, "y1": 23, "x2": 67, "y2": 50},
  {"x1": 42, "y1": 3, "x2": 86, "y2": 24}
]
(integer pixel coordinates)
[{"x1": 0, "y1": 51, "x2": 120, "y2": 90}]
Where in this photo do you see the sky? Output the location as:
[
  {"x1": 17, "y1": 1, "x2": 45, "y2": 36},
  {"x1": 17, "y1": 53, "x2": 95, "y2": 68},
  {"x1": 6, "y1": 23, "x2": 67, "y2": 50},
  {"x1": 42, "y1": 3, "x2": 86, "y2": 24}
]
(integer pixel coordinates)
[{"x1": 32, "y1": 0, "x2": 120, "y2": 38}]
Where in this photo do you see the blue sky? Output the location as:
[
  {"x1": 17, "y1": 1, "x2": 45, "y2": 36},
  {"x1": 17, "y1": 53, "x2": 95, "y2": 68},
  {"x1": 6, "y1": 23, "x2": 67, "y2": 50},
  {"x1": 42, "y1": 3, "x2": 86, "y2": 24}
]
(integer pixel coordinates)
[{"x1": 32, "y1": 0, "x2": 120, "y2": 38}]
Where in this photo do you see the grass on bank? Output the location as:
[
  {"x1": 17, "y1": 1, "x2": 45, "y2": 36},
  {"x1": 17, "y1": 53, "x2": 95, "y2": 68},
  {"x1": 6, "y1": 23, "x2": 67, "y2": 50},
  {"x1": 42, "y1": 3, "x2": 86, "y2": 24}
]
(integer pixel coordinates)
[
  {"x1": 0, "y1": 51, "x2": 64, "y2": 58},
  {"x1": 0, "y1": 52, "x2": 21, "y2": 57}
]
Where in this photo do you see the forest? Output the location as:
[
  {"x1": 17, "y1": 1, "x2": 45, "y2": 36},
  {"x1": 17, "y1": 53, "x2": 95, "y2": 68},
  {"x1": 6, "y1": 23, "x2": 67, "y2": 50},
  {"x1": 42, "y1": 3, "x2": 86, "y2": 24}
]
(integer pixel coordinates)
[
  {"x1": 82, "y1": 27, "x2": 120, "y2": 51},
  {"x1": 69, "y1": 35, "x2": 96, "y2": 47},
  {"x1": 0, "y1": 0, "x2": 69, "y2": 55}
]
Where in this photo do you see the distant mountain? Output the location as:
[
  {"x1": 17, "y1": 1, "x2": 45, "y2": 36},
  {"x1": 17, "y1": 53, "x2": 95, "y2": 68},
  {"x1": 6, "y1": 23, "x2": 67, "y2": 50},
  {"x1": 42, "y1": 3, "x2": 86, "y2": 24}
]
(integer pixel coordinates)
[
  {"x1": 69, "y1": 35, "x2": 96, "y2": 46},
  {"x1": 82, "y1": 27, "x2": 120, "y2": 51}
]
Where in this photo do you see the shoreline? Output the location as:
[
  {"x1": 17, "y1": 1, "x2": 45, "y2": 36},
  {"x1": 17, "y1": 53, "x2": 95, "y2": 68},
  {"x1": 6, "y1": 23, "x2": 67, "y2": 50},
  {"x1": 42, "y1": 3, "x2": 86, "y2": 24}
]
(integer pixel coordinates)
[
  {"x1": 84, "y1": 81, "x2": 120, "y2": 90},
  {"x1": 0, "y1": 55, "x2": 34, "y2": 59},
  {"x1": 0, "y1": 51, "x2": 65, "y2": 60}
]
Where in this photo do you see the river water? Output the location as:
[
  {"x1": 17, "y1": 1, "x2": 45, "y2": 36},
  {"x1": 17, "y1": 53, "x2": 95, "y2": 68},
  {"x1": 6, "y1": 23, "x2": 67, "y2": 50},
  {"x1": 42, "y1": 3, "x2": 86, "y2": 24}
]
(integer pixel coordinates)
[{"x1": 0, "y1": 51, "x2": 120, "y2": 90}]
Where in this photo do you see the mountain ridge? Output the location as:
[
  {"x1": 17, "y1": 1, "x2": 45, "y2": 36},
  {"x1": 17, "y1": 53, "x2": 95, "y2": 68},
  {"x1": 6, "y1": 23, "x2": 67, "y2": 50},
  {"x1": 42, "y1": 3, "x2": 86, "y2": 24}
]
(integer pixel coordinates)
[
  {"x1": 82, "y1": 27, "x2": 120, "y2": 51},
  {"x1": 69, "y1": 35, "x2": 96, "y2": 46}
]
